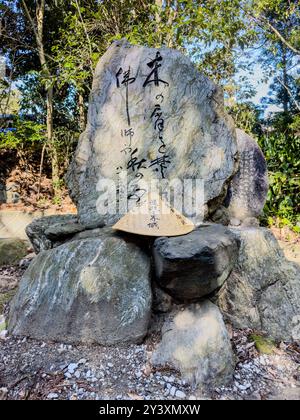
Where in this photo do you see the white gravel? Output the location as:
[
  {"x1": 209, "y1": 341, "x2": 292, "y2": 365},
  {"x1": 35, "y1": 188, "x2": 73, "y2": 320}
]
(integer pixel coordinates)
[{"x1": 0, "y1": 327, "x2": 299, "y2": 400}]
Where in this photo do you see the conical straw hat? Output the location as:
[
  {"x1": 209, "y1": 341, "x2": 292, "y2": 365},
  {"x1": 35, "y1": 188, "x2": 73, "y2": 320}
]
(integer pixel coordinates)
[{"x1": 113, "y1": 192, "x2": 195, "y2": 237}]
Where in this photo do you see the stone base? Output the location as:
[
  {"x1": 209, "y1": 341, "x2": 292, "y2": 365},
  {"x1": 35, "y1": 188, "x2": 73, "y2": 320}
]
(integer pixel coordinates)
[
  {"x1": 152, "y1": 301, "x2": 235, "y2": 388},
  {"x1": 153, "y1": 224, "x2": 239, "y2": 302},
  {"x1": 215, "y1": 227, "x2": 300, "y2": 342},
  {"x1": 8, "y1": 230, "x2": 152, "y2": 345}
]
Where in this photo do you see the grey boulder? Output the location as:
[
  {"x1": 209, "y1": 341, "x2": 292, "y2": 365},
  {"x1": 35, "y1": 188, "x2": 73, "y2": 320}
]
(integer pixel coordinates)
[
  {"x1": 224, "y1": 129, "x2": 268, "y2": 224},
  {"x1": 25, "y1": 214, "x2": 105, "y2": 254},
  {"x1": 152, "y1": 301, "x2": 235, "y2": 388},
  {"x1": 8, "y1": 231, "x2": 152, "y2": 345},
  {"x1": 215, "y1": 227, "x2": 300, "y2": 342},
  {"x1": 0, "y1": 238, "x2": 29, "y2": 267},
  {"x1": 153, "y1": 224, "x2": 240, "y2": 301}
]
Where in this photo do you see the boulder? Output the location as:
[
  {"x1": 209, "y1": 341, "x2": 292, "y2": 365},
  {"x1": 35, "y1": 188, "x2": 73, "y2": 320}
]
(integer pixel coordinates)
[
  {"x1": 153, "y1": 224, "x2": 240, "y2": 301},
  {"x1": 8, "y1": 230, "x2": 152, "y2": 345},
  {"x1": 25, "y1": 214, "x2": 96, "y2": 254},
  {"x1": 67, "y1": 39, "x2": 238, "y2": 227},
  {"x1": 0, "y1": 238, "x2": 28, "y2": 267},
  {"x1": 152, "y1": 283, "x2": 174, "y2": 314},
  {"x1": 224, "y1": 129, "x2": 268, "y2": 224},
  {"x1": 5, "y1": 182, "x2": 20, "y2": 204},
  {"x1": 152, "y1": 301, "x2": 235, "y2": 388},
  {"x1": 215, "y1": 227, "x2": 300, "y2": 342}
]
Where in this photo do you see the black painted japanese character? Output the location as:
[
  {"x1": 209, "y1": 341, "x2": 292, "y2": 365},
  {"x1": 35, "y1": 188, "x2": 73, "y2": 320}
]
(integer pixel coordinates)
[{"x1": 143, "y1": 52, "x2": 169, "y2": 88}]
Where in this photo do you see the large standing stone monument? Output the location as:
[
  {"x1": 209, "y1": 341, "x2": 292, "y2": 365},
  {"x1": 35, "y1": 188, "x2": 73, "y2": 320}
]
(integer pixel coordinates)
[{"x1": 67, "y1": 39, "x2": 238, "y2": 226}]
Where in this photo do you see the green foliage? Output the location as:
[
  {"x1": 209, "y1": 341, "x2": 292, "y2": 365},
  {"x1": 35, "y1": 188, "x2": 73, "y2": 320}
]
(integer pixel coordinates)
[
  {"x1": 250, "y1": 334, "x2": 277, "y2": 354},
  {"x1": 258, "y1": 131, "x2": 300, "y2": 226},
  {"x1": 228, "y1": 102, "x2": 263, "y2": 135},
  {"x1": 0, "y1": 118, "x2": 46, "y2": 151},
  {"x1": 230, "y1": 102, "x2": 299, "y2": 228}
]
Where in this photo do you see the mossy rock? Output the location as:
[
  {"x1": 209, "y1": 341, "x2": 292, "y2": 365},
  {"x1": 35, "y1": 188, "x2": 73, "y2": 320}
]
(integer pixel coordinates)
[
  {"x1": 0, "y1": 239, "x2": 28, "y2": 267},
  {"x1": 0, "y1": 314, "x2": 6, "y2": 331},
  {"x1": 250, "y1": 334, "x2": 277, "y2": 354}
]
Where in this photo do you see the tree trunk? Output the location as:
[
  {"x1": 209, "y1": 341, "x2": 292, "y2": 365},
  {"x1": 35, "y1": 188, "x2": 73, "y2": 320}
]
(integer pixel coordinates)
[
  {"x1": 282, "y1": 45, "x2": 289, "y2": 113},
  {"x1": 78, "y1": 92, "x2": 86, "y2": 131},
  {"x1": 165, "y1": 0, "x2": 178, "y2": 48},
  {"x1": 22, "y1": 0, "x2": 60, "y2": 196},
  {"x1": 155, "y1": 0, "x2": 163, "y2": 47},
  {"x1": 46, "y1": 85, "x2": 60, "y2": 194}
]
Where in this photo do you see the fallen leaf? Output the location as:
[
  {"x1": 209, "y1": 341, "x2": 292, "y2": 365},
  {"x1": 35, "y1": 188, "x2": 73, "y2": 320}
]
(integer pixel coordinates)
[{"x1": 128, "y1": 392, "x2": 144, "y2": 400}]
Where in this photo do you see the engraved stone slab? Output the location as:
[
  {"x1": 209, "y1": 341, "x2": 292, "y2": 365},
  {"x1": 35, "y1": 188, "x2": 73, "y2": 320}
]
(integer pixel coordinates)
[
  {"x1": 224, "y1": 129, "x2": 268, "y2": 223},
  {"x1": 67, "y1": 39, "x2": 237, "y2": 226}
]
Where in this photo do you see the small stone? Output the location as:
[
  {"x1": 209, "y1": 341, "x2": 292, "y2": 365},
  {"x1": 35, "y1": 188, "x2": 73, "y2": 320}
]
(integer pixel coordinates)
[
  {"x1": 107, "y1": 363, "x2": 113, "y2": 368},
  {"x1": 19, "y1": 257, "x2": 33, "y2": 269},
  {"x1": 0, "y1": 330, "x2": 8, "y2": 340},
  {"x1": 59, "y1": 363, "x2": 68, "y2": 371},
  {"x1": 68, "y1": 363, "x2": 78, "y2": 374},
  {"x1": 0, "y1": 388, "x2": 8, "y2": 401},
  {"x1": 170, "y1": 386, "x2": 177, "y2": 397},
  {"x1": 175, "y1": 390, "x2": 186, "y2": 399},
  {"x1": 74, "y1": 371, "x2": 80, "y2": 379},
  {"x1": 47, "y1": 393, "x2": 59, "y2": 400},
  {"x1": 230, "y1": 218, "x2": 241, "y2": 226},
  {"x1": 78, "y1": 358, "x2": 87, "y2": 365}
]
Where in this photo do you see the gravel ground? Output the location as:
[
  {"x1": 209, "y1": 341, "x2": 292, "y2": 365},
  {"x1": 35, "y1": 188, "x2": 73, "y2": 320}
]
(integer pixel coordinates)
[{"x1": 0, "y1": 322, "x2": 299, "y2": 400}]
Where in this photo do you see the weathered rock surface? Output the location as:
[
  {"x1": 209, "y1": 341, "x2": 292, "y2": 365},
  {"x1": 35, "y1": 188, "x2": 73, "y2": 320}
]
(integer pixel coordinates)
[
  {"x1": 0, "y1": 239, "x2": 28, "y2": 267},
  {"x1": 8, "y1": 231, "x2": 152, "y2": 345},
  {"x1": 153, "y1": 224, "x2": 239, "y2": 301},
  {"x1": 67, "y1": 39, "x2": 238, "y2": 226},
  {"x1": 25, "y1": 214, "x2": 105, "y2": 254},
  {"x1": 152, "y1": 301, "x2": 235, "y2": 388},
  {"x1": 224, "y1": 129, "x2": 268, "y2": 224},
  {"x1": 215, "y1": 227, "x2": 300, "y2": 342},
  {"x1": 5, "y1": 182, "x2": 20, "y2": 204}
]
